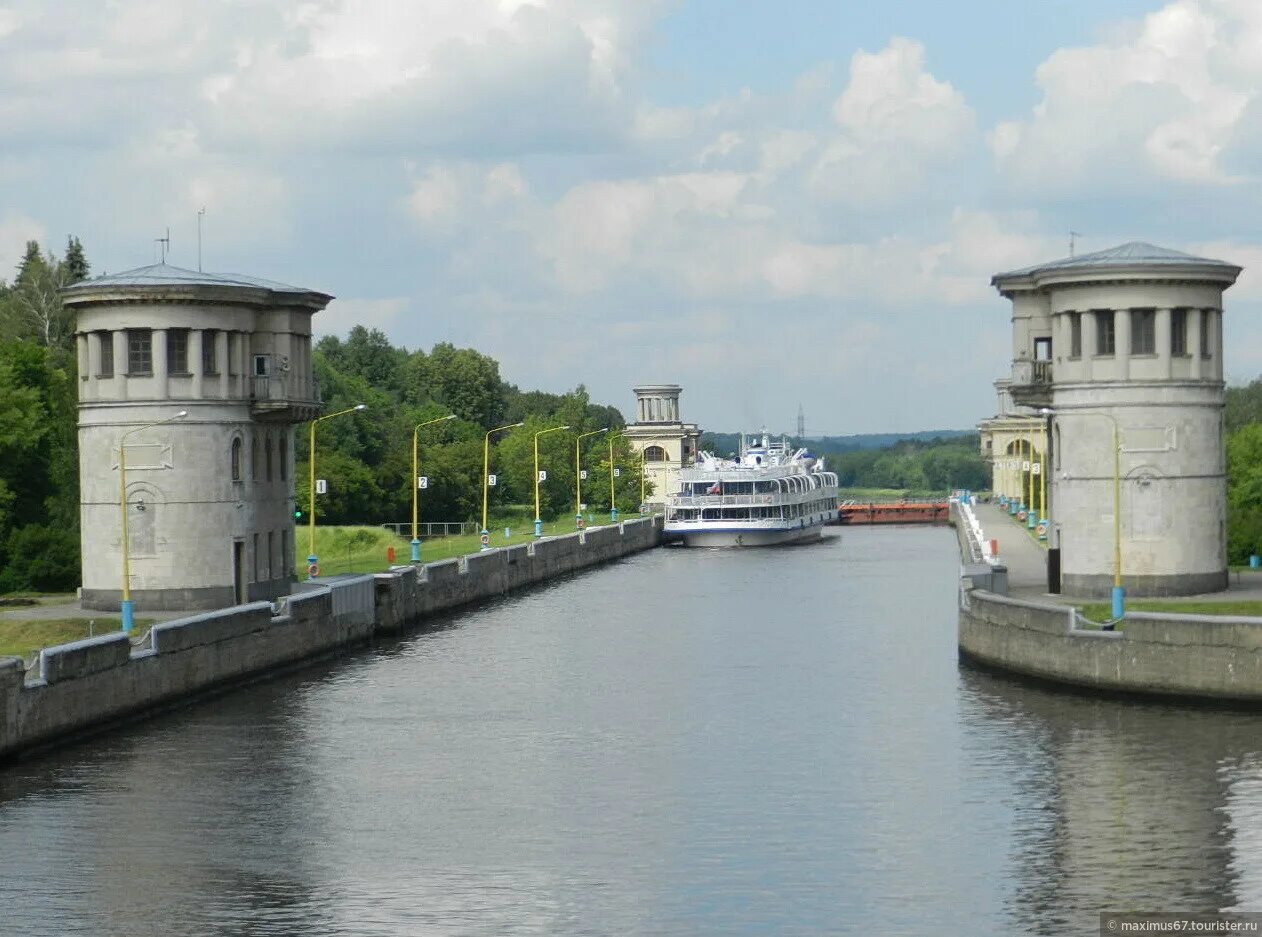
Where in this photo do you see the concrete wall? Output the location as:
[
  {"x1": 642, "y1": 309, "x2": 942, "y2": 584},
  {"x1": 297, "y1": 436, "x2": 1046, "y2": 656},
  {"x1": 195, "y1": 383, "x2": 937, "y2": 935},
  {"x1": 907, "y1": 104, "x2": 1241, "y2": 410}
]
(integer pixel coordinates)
[
  {"x1": 0, "y1": 517, "x2": 661, "y2": 761},
  {"x1": 958, "y1": 585, "x2": 1262, "y2": 701}
]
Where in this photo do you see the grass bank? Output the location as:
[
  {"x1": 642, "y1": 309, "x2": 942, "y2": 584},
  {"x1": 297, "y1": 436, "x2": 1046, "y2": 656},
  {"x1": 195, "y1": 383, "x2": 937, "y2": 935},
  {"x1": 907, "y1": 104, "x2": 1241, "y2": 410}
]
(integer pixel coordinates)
[
  {"x1": 0, "y1": 617, "x2": 152, "y2": 660},
  {"x1": 299, "y1": 514, "x2": 650, "y2": 576},
  {"x1": 1079, "y1": 599, "x2": 1262, "y2": 624}
]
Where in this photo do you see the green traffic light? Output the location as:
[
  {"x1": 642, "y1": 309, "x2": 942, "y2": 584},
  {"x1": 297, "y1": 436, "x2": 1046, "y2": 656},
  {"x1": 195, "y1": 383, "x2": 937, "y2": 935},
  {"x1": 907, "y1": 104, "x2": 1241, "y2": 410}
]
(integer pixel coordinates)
[{"x1": 293, "y1": 510, "x2": 303, "y2": 520}]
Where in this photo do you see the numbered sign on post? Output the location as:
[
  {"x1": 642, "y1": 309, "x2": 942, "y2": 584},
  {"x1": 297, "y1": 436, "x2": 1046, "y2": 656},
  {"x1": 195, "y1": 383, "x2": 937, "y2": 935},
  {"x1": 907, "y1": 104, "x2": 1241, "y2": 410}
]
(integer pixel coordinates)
[
  {"x1": 315, "y1": 479, "x2": 328, "y2": 494},
  {"x1": 488, "y1": 474, "x2": 497, "y2": 487},
  {"x1": 614, "y1": 468, "x2": 621, "y2": 478},
  {"x1": 417, "y1": 476, "x2": 428, "y2": 489},
  {"x1": 1022, "y1": 461, "x2": 1031, "y2": 472},
  {"x1": 580, "y1": 470, "x2": 588, "y2": 480},
  {"x1": 538, "y1": 470, "x2": 547, "y2": 482},
  {"x1": 1032, "y1": 463, "x2": 1041, "y2": 475}
]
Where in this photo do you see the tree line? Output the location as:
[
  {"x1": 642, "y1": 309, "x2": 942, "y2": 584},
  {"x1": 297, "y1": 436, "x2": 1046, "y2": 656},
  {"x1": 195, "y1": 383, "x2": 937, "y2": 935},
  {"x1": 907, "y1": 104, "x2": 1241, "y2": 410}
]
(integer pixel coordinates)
[{"x1": 821, "y1": 435, "x2": 990, "y2": 494}]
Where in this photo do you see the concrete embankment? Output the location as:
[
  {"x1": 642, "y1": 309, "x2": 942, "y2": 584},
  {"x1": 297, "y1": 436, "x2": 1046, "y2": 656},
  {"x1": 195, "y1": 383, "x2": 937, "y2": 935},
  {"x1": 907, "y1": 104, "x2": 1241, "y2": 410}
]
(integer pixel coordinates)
[
  {"x1": 953, "y1": 502, "x2": 1262, "y2": 701},
  {"x1": 0, "y1": 517, "x2": 661, "y2": 761}
]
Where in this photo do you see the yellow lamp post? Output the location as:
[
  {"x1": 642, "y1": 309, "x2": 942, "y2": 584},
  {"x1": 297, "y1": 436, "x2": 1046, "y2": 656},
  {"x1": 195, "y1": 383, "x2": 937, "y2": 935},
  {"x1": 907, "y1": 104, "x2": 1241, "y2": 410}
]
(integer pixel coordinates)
[
  {"x1": 482, "y1": 421, "x2": 524, "y2": 550},
  {"x1": 533, "y1": 425, "x2": 570, "y2": 538},
  {"x1": 119, "y1": 410, "x2": 187, "y2": 632},
  {"x1": 1042, "y1": 407, "x2": 1124, "y2": 618},
  {"x1": 639, "y1": 446, "x2": 647, "y2": 512},
  {"x1": 411, "y1": 413, "x2": 457, "y2": 562},
  {"x1": 307, "y1": 403, "x2": 367, "y2": 579},
  {"x1": 1026, "y1": 420, "x2": 1036, "y2": 530},
  {"x1": 575, "y1": 428, "x2": 607, "y2": 529},
  {"x1": 608, "y1": 431, "x2": 626, "y2": 522}
]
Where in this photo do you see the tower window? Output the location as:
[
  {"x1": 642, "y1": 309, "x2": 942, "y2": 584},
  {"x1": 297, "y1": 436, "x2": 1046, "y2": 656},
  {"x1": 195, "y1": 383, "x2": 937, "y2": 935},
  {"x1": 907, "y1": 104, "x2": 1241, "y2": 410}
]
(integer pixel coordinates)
[
  {"x1": 168, "y1": 329, "x2": 190, "y2": 374},
  {"x1": 98, "y1": 331, "x2": 114, "y2": 377},
  {"x1": 203, "y1": 329, "x2": 220, "y2": 375},
  {"x1": 1201, "y1": 311, "x2": 1212, "y2": 358},
  {"x1": 127, "y1": 329, "x2": 153, "y2": 375},
  {"x1": 1171, "y1": 309, "x2": 1187, "y2": 356},
  {"x1": 1130, "y1": 309, "x2": 1155, "y2": 355},
  {"x1": 644, "y1": 445, "x2": 667, "y2": 462},
  {"x1": 1069, "y1": 313, "x2": 1082, "y2": 359},
  {"x1": 1095, "y1": 311, "x2": 1115, "y2": 357},
  {"x1": 231, "y1": 438, "x2": 242, "y2": 481}
]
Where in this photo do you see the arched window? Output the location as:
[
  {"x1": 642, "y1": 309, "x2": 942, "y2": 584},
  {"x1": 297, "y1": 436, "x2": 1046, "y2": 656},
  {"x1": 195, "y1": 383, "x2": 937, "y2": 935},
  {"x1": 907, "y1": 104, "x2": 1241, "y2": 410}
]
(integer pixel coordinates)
[
  {"x1": 643, "y1": 445, "x2": 667, "y2": 462},
  {"x1": 231, "y1": 437, "x2": 242, "y2": 481}
]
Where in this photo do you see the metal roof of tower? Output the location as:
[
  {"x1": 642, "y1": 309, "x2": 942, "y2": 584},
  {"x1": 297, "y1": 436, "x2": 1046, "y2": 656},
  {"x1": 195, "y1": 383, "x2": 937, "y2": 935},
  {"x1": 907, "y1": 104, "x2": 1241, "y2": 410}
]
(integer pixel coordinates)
[
  {"x1": 993, "y1": 241, "x2": 1240, "y2": 283},
  {"x1": 62, "y1": 262, "x2": 330, "y2": 297}
]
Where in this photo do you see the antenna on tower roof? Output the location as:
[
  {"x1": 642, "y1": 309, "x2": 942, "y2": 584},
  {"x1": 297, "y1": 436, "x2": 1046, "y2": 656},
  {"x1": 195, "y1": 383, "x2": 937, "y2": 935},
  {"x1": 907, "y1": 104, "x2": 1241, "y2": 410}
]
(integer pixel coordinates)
[
  {"x1": 197, "y1": 208, "x2": 205, "y2": 272},
  {"x1": 1069, "y1": 231, "x2": 1081, "y2": 257},
  {"x1": 155, "y1": 227, "x2": 170, "y2": 264},
  {"x1": 797, "y1": 403, "x2": 805, "y2": 441}
]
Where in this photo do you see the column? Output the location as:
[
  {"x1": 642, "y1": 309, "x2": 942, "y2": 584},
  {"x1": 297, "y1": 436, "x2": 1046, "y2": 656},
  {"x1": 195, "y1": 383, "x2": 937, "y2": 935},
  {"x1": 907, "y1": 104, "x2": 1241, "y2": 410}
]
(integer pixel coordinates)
[
  {"x1": 217, "y1": 331, "x2": 230, "y2": 398},
  {"x1": 191, "y1": 330, "x2": 204, "y2": 398},
  {"x1": 77, "y1": 334, "x2": 90, "y2": 399},
  {"x1": 1189, "y1": 309, "x2": 1203, "y2": 380},
  {"x1": 153, "y1": 328, "x2": 169, "y2": 398},
  {"x1": 86, "y1": 332, "x2": 100, "y2": 399},
  {"x1": 1155, "y1": 308, "x2": 1172, "y2": 379},
  {"x1": 1115, "y1": 309, "x2": 1131, "y2": 380},
  {"x1": 237, "y1": 331, "x2": 249, "y2": 398},
  {"x1": 113, "y1": 330, "x2": 128, "y2": 399}
]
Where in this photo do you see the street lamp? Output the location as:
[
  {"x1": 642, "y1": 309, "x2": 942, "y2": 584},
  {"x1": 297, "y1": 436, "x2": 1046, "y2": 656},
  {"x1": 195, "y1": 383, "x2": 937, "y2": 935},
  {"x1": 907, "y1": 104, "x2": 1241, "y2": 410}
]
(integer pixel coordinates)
[
  {"x1": 608, "y1": 431, "x2": 626, "y2": 523},
  {"x1": 639, "y1": 445, "x2": 647, "y2": 513},
  {"x1": 1042, "y1": 406, "x2": 1124, "y2": 618},
  {"x1": 575, "y1": 428, "x2": 608, "y2": 529},
  {"x1": 533, "y1": 425, "x2": 570, "y2": 538},
  {"x1": 307, "y1": 403, "x2": 367, "y2": 578},
  {"x1": 119, "y1": 409, "x2": 187, "y2": 632},
  {"x1": 411, "y1": 413, "x2": 457, "y2": 562},
  {"x1": 482, "y1": 421, "x2": 524, "y2": 549}
]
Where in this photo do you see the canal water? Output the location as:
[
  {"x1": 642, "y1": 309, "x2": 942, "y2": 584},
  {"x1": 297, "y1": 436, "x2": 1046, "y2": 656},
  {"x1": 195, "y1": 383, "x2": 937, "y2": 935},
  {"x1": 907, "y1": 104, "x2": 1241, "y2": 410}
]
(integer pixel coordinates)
[{"x1": 2, "y1": 527, "x2": 1261, "y2": 935}]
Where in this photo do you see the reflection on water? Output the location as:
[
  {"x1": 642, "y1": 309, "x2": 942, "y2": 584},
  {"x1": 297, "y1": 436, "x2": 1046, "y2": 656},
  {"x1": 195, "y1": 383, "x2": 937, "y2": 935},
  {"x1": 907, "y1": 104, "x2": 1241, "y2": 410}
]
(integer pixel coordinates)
[{"x1": 1, "y1": 527, "x2": 1261, "y2": 935}]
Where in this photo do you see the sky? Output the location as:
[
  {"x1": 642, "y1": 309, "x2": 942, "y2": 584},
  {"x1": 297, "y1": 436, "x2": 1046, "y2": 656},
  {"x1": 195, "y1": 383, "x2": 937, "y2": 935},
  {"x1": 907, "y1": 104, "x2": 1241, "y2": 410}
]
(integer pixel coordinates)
[{"x1": 2, "y1": 0, "x2": 1262, "y2": 435}]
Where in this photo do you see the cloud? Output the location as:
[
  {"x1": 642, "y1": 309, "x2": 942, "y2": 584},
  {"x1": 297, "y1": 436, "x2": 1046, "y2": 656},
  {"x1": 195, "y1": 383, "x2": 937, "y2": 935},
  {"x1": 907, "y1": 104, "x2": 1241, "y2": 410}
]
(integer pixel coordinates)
[
  {"x1": 809, "y1": 37, "x2": 975, "y2": 206},
  {"x1": 990, "y1": 0, "x2": 1256, "y2": 191}
]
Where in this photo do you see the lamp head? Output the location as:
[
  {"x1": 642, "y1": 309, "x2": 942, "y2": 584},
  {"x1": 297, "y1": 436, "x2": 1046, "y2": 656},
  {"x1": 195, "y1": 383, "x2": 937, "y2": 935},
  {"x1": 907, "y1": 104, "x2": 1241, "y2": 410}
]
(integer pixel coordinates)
[
  {"x1": 175, "y1": 410, "x2": 188, "y2": 418},
  {"x1": 515, "y1": 422, "x2": 525, "y2": 427},
  {"x1": 1039, "y1": 407, "x2": 1054, "y2": 416},
  {"x1": 446, "y1": 414, "x2": 457, "y2": 420},
  {"x1": 354, "y1": 404, "x2": 367, "y2": 411}
]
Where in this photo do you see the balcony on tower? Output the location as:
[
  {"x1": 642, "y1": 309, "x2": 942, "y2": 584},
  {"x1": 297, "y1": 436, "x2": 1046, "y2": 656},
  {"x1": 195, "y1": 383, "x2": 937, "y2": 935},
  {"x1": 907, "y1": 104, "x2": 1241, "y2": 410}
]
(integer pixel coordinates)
[
  {"x1": 1008, "y1": 357, "x2": 1052, "y2": 408},
  {"x1": 251, "y1": 372, "x2": 323, "y2": 422}
]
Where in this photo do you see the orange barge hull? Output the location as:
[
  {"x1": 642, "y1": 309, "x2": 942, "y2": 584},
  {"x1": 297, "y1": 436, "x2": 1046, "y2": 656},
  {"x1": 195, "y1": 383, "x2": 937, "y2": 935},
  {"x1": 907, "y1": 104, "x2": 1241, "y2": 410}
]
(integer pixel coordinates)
[{"x1": 834, "y1": 502, "x2": 950, "y2": 525}]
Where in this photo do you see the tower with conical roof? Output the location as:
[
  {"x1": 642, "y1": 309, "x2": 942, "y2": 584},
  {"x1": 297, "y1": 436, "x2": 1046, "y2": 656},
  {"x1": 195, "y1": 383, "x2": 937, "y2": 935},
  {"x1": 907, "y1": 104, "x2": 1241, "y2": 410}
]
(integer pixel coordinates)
[
  {"x1": 63, "y1": 263, "x2": 332, "y2": 612},
  {"x1": 989, "y1": 241, "x2": 1242, "y2": 598}
]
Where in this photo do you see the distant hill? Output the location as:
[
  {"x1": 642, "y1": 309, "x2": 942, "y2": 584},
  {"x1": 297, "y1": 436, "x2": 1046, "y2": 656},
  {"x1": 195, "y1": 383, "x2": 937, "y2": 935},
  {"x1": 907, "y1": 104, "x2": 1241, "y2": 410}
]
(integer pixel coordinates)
[{"x1": 697, "y1": 430, "x2": 973, "y2": 457}]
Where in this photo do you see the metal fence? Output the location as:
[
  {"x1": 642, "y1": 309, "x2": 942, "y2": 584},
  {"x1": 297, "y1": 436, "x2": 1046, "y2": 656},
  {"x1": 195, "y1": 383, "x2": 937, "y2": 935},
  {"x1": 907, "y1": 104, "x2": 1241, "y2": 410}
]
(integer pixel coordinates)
[{"x1": 379, "y1": 521, "x2": 477, "y2": 539}]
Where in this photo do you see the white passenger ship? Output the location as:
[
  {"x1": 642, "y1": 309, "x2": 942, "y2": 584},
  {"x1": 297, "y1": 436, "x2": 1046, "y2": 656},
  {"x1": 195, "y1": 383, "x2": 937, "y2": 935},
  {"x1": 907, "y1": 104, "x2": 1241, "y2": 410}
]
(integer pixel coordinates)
[{"x1": 664, "y1": 433, "x2": 839, "y2": 547}]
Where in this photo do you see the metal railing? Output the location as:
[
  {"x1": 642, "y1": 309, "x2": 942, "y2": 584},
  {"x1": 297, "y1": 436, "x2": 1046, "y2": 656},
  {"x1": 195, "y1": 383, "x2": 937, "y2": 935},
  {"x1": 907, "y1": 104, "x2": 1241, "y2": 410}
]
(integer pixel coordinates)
[
  {"x1": 1011, "y1": 359, "x2": 1052, "y2": 386},
  {"x1": 380, "y1": 521, "x2": 477, "y2": 539},
  {"x1": 249, "y1": 374, "x2": 322, "y2": 405}
]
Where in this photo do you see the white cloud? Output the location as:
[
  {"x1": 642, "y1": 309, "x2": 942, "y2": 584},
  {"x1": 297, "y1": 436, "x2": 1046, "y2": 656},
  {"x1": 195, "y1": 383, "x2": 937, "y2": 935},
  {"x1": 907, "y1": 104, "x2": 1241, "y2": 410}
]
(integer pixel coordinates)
[
  {"x1": 991, "y1": 0, "x2": 1256, "y2": 190},
  {"x1": 809, "y1": 37, "x2": 975, "y2": 206}
]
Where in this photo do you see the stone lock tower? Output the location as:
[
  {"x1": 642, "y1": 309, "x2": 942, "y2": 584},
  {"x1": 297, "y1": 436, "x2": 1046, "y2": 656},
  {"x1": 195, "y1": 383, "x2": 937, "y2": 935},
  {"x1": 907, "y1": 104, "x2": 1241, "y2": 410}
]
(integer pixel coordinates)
[
  {"x1": 993, "y1": 242, "x2": 1241, "y2": 597},
  {"x1": 621, "y1": 384, "x2": 702, "y2": 507},
  {"x1": 64, "y1": 264, "x2": 330, "y2": 612}
]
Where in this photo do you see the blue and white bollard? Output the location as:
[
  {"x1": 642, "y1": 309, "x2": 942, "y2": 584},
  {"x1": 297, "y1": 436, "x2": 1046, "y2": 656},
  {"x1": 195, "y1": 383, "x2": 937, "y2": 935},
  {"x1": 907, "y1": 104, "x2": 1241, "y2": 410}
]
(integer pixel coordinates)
[
  {"x1": 479, "y1": 528, "x2": 490, "y2": 551},
  {"x1": 610, "y1": 507, "x2": 618, "y2": 522},
  {"x1": 1250, "y1": 555, "x2": 1260, "y2": 569},
  {"x1": 534, "y1": 518, "x2": 542, "y2": 538},
  {"x1": 307, "y1": 554, "x2": 318, "y2": 581},
  {"x1": 120, "y1": 599, "x2": 134, "y2": 633},
  {"x1": 1111, "y1": 585, "x2": 1126, "y2": 621},
  {"x1": 410, "y1": 538, "x2": 421, "y2": 563}
]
